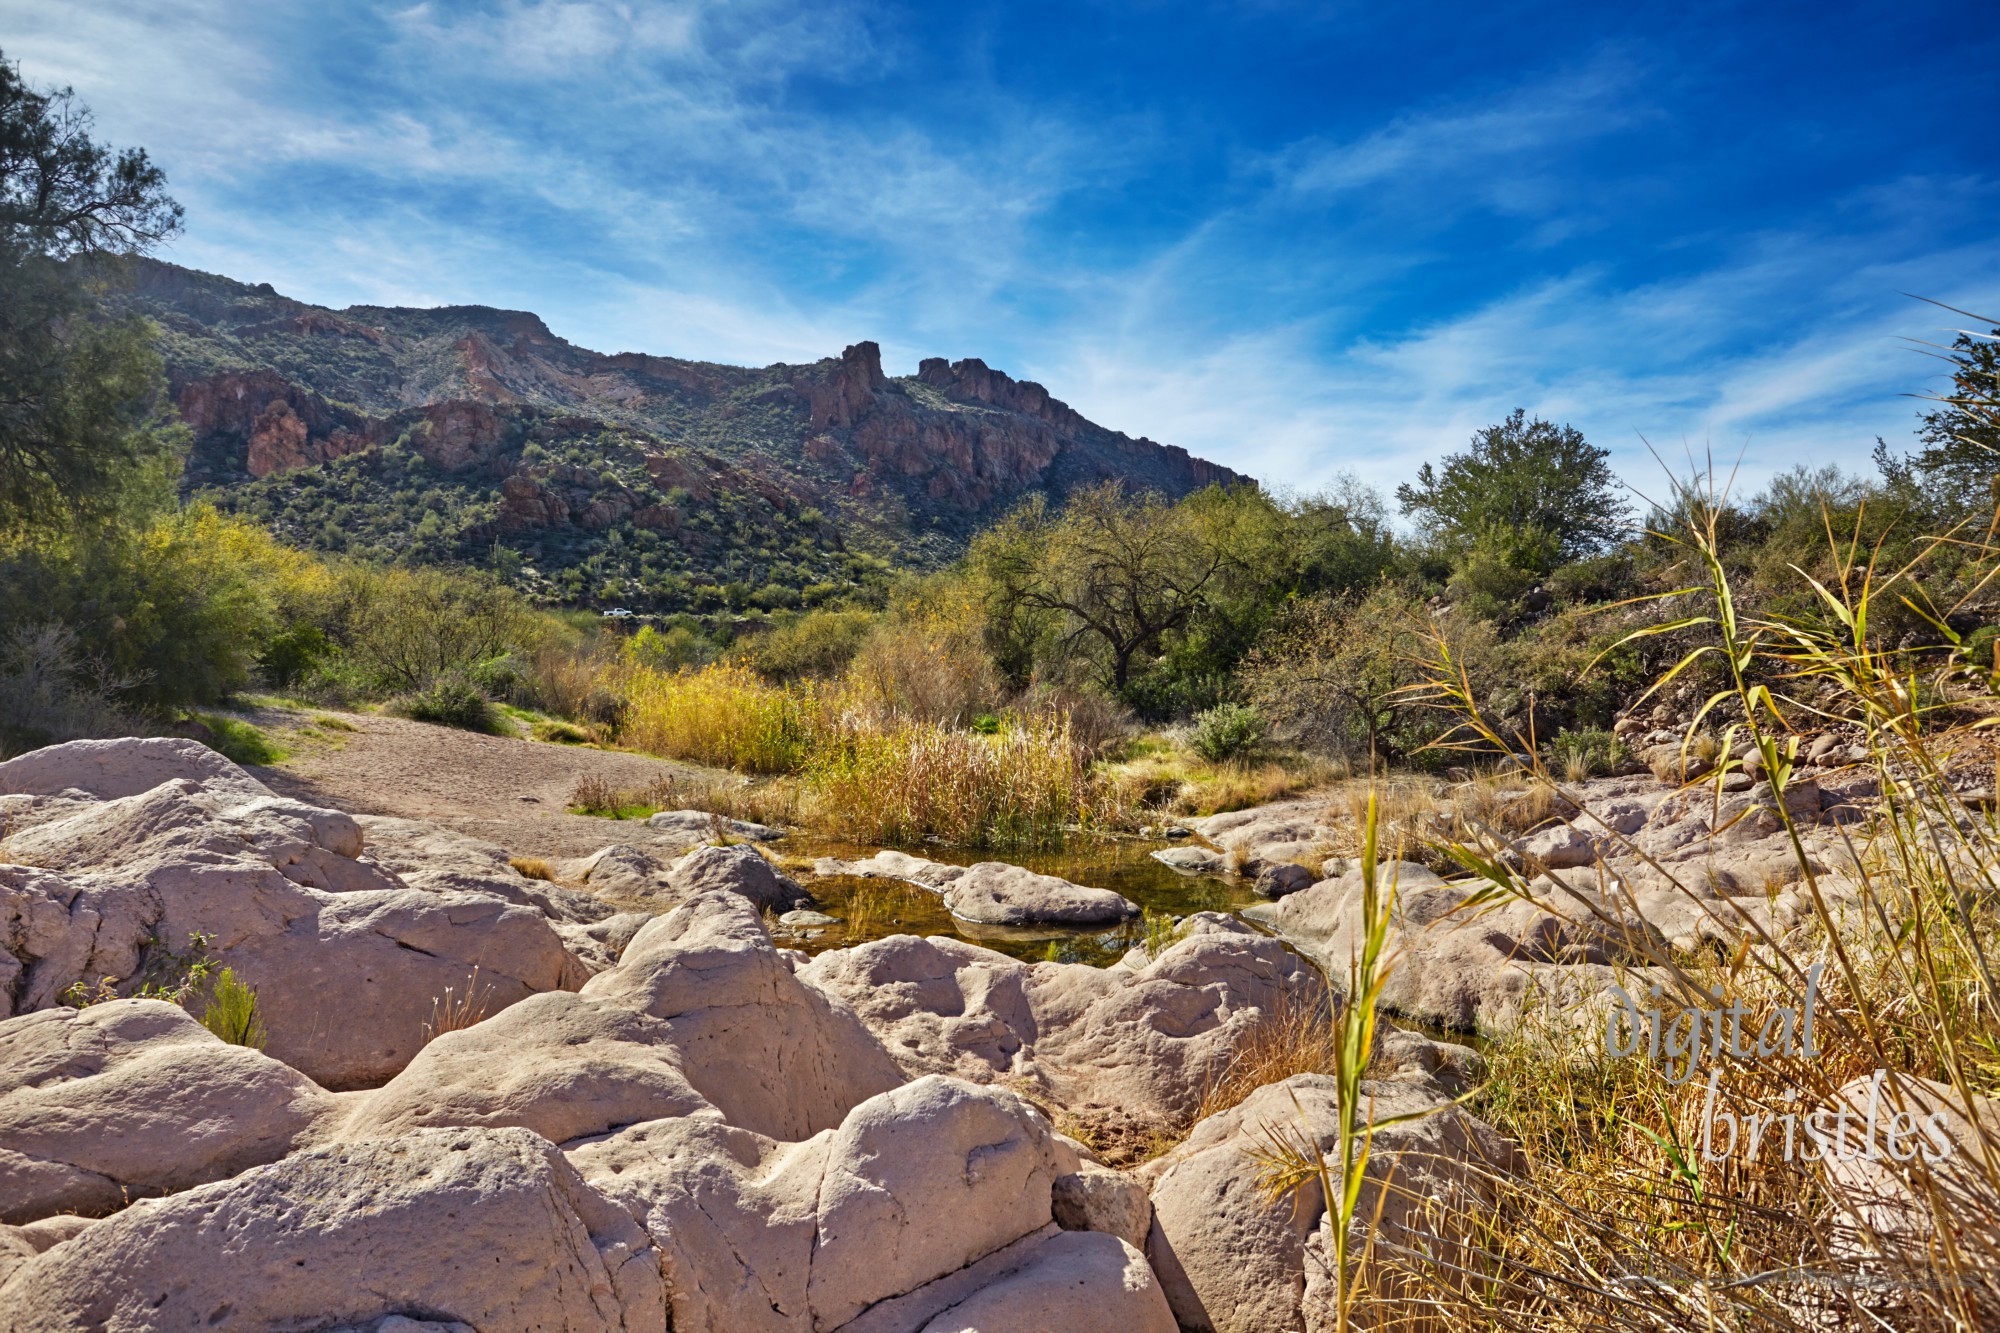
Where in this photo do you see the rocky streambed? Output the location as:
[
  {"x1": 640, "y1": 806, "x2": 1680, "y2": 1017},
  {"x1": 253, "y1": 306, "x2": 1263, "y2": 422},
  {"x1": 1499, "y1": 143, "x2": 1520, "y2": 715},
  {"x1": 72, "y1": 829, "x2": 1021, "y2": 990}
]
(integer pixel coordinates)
[{"x1": 0, "y1": 734, "x2": 1958, "y2": 1331}]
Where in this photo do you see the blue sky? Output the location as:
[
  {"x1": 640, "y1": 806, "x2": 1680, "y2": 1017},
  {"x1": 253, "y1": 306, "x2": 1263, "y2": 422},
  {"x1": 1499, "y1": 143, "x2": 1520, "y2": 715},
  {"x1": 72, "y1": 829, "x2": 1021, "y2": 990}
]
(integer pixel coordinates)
[{"x1": 6, "y1": 1, "x2": 1997, "y2": 499}]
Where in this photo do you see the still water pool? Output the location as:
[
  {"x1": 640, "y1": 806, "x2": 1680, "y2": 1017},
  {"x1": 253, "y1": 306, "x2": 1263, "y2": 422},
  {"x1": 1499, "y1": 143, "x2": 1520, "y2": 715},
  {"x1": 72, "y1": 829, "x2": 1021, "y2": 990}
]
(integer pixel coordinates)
[{"x1": 770, "y1": 834, "x2": 1261, "y2": 966}]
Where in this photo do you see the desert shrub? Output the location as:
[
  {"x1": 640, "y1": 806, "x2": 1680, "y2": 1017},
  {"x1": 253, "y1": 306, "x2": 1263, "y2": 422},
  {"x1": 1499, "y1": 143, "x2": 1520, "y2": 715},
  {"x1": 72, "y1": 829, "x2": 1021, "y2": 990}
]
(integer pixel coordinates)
[
  {"x1": 0, "y1": 623, "x2": 136, "y2": 757},
  {"x1": 1244, "y1": 584, "x2": 1482, "y2": 765},
  {"x1": 1544, "y1": 726, "x2": 1623, "y2": 781},
  {"x1": 341, "y1": 565, "x2": 530, "y2": 691},
  {"x1": 741, "y1": 609, "x2": 876, "y2": 682},
  {"x1": 257, "y1": 622, "x2": 332, "y2": 689},
  {"x1": 1188, "y1": 702, "x2": 1265, "y2": 762},
  {"x1": 802, "y1": 713, "x2": 1112, "y2": 848},
  {"x1": 509, "y1": 856, "x2": 555, "y2": 881},
  {"x1": 393, "y1": 673, "x2": 503, "y2": 734},
  {"x1": 625, "y1": 623, "x2": 713, "y2": 672},
  {"x1": 610, "y1": 660, "x2": 820, "y2": 773},
  {"x1": 198, "y1": 968, "x2": 266, "y2": 1048},
  {"x1": 844, "y1": 618, "x2": 1002, "y2": 726}
]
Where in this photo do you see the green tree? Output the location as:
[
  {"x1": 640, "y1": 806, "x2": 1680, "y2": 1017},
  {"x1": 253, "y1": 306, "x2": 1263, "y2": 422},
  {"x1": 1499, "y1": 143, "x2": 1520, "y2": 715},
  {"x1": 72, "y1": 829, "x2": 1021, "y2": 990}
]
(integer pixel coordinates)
[
  {"x1": 1875, "y1": 322, "x2": 2000, "y2": 524},
  {"x1": 0, "y1": 50, "x2": 183, "y2": 532},
  {"x1": 970, "y1": 483, "x2": 1236, "y2": 697},
  {"x1": 1396, "y1": 409, "x2": 1628, "y2": 571}
]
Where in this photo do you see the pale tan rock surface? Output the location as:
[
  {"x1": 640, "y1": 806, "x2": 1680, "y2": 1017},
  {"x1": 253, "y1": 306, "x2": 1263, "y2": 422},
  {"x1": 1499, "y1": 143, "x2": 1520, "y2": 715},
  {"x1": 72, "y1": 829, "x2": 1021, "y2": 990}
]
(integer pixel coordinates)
[
  {"x1": 910, "y1": 1230, "x2": 1176, "y2": 1333},
  {"x1": 0, "y1": 1127, "x2": 665, "y2": 1333},
  {"x1": 1141, "y1": 1073, "x2": 1523, "y2": 1333},
  {"x1": 1052, "y1": 1159, "x2": 1153, "y2": 1250},
  {"x1": 0, "y1": 737, "x2": 271, "y2": 805},
  {"x1": 0, "y1": 1000, "x2": 338, "y2": 1224},
  {"x1": 0, "y1": 764, "x2": 580, "y2": 1086},
  {"x1": 338, "y1": 990, "x2": 708, "y2": 1145},
  {"x1": 940, "y1": 861, "x2": 1139, "y2": 927},
  {"x1": 813, "y1": 850, "x2": 1138, "y2": 925},
  {"x1": 569, "y1": 1075, "x2": 1084, "y2": 1333},
  {"x1": 581, "y1": 889, "x2": 904, "y2": 1140},
  {"x1": 803, "y1": 928, "x2": 1325, "y2": 1127},
  {"x1": 357, "y1": 814, "x2": 614, "y2": 922}
]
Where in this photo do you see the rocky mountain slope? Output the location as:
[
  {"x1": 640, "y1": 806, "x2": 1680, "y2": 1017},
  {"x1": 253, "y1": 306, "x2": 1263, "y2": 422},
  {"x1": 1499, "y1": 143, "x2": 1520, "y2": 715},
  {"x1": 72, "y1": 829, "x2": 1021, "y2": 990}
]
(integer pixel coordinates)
[{"x1": 122, "y1": 261, "x2": 1247, "y2": 610}]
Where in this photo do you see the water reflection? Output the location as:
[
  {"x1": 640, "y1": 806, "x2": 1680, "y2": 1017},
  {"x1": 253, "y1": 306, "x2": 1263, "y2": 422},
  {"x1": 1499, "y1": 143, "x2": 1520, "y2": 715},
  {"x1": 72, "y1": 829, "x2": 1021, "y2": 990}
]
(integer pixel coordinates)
[{"x1": 771, "y1": 834, "x2": 1260, "y2": 966}]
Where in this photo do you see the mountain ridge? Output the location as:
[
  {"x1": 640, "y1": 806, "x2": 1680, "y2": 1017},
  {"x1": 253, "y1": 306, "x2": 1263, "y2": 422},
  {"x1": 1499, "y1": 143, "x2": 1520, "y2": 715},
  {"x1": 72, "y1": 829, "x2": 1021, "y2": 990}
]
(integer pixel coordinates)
[{"x1": 122, "y1": 259, "x2": 1248, "y2": 610}]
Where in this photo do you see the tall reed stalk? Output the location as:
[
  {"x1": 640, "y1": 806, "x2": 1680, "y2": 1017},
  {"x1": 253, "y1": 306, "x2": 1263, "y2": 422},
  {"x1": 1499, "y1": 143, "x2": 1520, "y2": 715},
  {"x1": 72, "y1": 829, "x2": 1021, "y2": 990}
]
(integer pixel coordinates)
[
  {"x1": 1253, "y1": 793, "x2": 1419, "y2": 1333},
  {"x1": 1397, "y1": 475, "x2": 2000, "y2": 1329}
]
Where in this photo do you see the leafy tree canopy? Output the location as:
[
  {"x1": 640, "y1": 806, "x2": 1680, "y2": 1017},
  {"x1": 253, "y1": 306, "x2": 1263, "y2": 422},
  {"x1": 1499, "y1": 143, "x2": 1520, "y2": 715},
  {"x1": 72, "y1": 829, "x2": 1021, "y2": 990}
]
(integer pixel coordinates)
[
  {"x1": 1875, "y1": 321, "x2": 2000, "y2": 525},
  {"x1": 1396, "y1": 409, "x2": 1629, "y2": 571},
  {"x1": 0, "y1": 49, "x2": 183, "y2": 534}
]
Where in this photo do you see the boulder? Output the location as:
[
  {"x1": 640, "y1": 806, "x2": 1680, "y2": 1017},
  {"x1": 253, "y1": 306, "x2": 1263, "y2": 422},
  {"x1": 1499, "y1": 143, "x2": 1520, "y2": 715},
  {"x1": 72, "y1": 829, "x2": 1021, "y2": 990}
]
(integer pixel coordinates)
[
  {"x1": 799, "y1": 934, "x2": 1042, "y2": 1089},
  {"x1": 1053, "y1": 1160, "x2": 1153, "y2": 1249},
  {"x1": 0, "y1": 1000, "x2": 337, "y2": 1223},
  {"x1": 0, "y1": 866, "x2": 576, "y2": 1088},
  {"x1": 645, "y1": 809, "x2": 785, "y2": 845},
  {"x1": 0, "y1": 1127, "x2": 665, "y2": 1332},
  {"x1": 1150, "y1": 844, "x2": 1225, "y2": 874},
  {"x1": 1513, "y1": 823, "x2": 1600, "y2": 870},
  {"x1": 940, "y1": 862, "x2": 1138, "y2": 927},
  {"x1": 357, "y1": 815, "x2": 613, "y2": 923},
  {"x1": 337, "y1": 990, "x2": 709, "y2": 1146},
  {"x1": 0, "y1": 737, "x2": 270, "y2": 805},
  {"x1": 1187, "y1": 799, "x2": 1339, "y2": 873},
  {"x1": 1141, "y1": 1073, "x2": 1523, "y2": 1333},
  {"x1": 1253, "y1": 863, "x2": 1318, "y2": 899},
  {"x1": 903, "y1": 1230, "x2": 1175, "y2": 1333},
  {"x1": 580, "y1": 889, "x2": 904, "y2": 1140},
  {"x1": 569, "y1": 1075, "x2": 1086, "y2": 1333},
  {"x1": 813, "y1": 848, "x2": 965, "y2": 889},
  {"x1": 0, "y1": 1216, "x2": 89, "y2": 1289},
  {"x1": 1245, "y1": 862, "x2": 1655, "y2": 1034},
  {"x1": 1639, "y1": 742, "x2": 1717, "y2": 782},
  {"x1": 1817, "y1": 1073, "x2": 2000, "y2": 1257},
  {"x1": 555, "y1": 911, "x2": 653, "y2": 974},
  {"x1": 567, "y1": 1115, "x2": 826, "y2": 1333},
  {"x1": 0, "y1": 766, "x2": 583, "y2": 1087},
  {"x1": 8, "y1": 778, "x2": 397, "y2": 896},
  {"x1": 803, "y1": 929, "x2": 1326, "y2": 1128},
  {"x1": 814, "y1": 852, "x2": 1138, "y2": 926},
  {"x1": 565, "y1": 843, "x2": 682, "y2": 908},
  {"x1": 668, "y1": 844, "x2": 810, "y2": 913},
  {"x1": 809, "y1": 1076, "x2": 1077, "y2": 1329}
]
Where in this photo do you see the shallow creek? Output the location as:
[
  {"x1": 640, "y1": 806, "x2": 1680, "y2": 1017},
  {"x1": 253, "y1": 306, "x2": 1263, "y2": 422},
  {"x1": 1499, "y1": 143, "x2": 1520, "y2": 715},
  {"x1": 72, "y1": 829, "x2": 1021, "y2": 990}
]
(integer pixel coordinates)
[{"x1": 768, "y1": 833, "x2": 1262, "y2": 966}]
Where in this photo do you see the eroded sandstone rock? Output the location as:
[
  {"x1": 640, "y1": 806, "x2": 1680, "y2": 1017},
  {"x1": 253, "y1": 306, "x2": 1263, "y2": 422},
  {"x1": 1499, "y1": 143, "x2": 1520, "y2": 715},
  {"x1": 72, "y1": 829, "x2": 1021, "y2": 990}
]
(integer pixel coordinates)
[
  {"x1": 0, "y1": 1000, "x2": 338, "y2": 1224},
  {"x1": 0, "y1": 1127, "x2": 665, "y2": 1332},
  {"x1": 803, "y1": 928, "x2": 1325, "y2": 1127},
  {"x1": 1142, "y1": 1073, "x2": 1523, "y2": 1333},
  {"x1": 581, "y1": 889, "x2": 904, "y2": 1139}
]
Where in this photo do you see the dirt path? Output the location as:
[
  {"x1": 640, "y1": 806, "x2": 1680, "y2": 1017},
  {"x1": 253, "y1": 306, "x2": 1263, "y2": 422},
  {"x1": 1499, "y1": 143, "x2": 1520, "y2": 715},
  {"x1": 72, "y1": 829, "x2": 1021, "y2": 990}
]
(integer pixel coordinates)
[{"x1": 244, "y1": 707, "x2": 723, "y2": 861}]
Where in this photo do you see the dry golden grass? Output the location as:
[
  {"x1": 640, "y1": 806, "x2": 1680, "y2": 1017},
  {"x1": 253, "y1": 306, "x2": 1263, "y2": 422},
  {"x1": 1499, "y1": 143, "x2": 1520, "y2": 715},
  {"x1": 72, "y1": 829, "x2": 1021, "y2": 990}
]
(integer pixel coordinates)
[
  {"x1": 421, "y1": 968, "x2": 490, "y2": 1044},
  {"x1": 1194, "y1": 994, "x2": 1344, "y2": 1125},
  {"x1": 508, "y1": 856, "x2": 554, "y2": 881},
  {"x1": 804, "y1": 713, "x2": 1114, "y2": 849},
  {"x1": 1376, "y1": 477, "x2": 2000, "y2": 1331},
  {"x1": 1104, "y1": 747, "x2": 1338, "y2": 823}
]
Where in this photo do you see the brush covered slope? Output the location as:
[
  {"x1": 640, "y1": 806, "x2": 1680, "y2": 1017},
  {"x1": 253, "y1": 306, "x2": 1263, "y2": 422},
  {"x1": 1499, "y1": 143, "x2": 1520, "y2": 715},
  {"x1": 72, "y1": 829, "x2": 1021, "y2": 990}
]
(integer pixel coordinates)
[{"x1": 122, "y1": 260, "x2": 1246, "y2": 610}]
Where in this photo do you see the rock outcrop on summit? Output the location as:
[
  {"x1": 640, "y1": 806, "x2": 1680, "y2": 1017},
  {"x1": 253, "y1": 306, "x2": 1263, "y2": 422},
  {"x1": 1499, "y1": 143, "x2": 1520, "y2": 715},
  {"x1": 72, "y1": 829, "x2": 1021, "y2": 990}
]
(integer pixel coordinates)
[{"x1": 118, "y1": 260, "x2": 1248, "y2": 607}]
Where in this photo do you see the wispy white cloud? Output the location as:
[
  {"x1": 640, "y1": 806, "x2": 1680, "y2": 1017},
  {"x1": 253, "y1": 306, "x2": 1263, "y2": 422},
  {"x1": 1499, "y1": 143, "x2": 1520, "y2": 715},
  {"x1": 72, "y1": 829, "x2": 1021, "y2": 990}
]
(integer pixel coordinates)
[{"x1": 0, "y1": 0, "x2": 1992, "y2": 510}]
